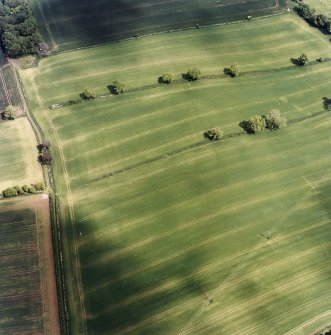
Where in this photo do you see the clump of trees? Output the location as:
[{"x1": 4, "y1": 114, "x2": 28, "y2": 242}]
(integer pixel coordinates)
[
  {"x1": 240, "y1": 110, "x2": 287, "y2": 134},
  {"x1": 297, "y1": 53, "x2": 309, "y2": 66},
  {"x1": 225, "y1": 64, "x2": 239, "y2": 77},
  {"x1": 82, "y1": 88, "x2": 97, "y2": 100},
  {"x1": 1, "y1": 105, "x2": 17, "y2": 120},
  {"x1": 38, "y1": 140, "x2": 52, "y2": 165},
  {"x1": 111, "y1": 80, "x2": 126, "y2": 94},
  {"x1": 204, "y1": 127, "x2": 223, "y2": 141},
  {"x1": 0, "y1": 0, "x2": 42, "y2": 57},
  {"x1": 160, "y1": 72, "x2": 175, "y2": 84},
  {"x1": 186, "y1": 67, "x2": 201, "y2": 81},
  {"x1": 2, "y1": 182, "x2": 45, "y2": 197}
]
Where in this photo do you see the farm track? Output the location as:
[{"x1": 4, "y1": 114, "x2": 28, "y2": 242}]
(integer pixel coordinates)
[{"x1": 27, "y1": 72, "x2": 86, "y2": 333}]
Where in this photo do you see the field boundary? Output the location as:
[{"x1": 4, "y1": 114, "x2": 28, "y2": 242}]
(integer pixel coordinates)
[
  {"x1": 10, "y1": 61, "x2": 71, "y2": 335},
  {"x1": 88, "y1": 109, "x2": 330, "y2": 182},
  {"x1": 49, "y1": 58, "x2": 331, "y2": 110}
]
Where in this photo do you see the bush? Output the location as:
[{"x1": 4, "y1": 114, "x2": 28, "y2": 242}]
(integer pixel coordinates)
[
  {"x1": 22, "y1": 184, "x2": 29, "y2": 193},
  {"x1": 1, "y1": 105, "x2": 17, "y2": 120},
  {"x1": 34, "y1": 182, "x2": 45, "y2": 191},
  {"x1": 160, "y1": 72, "x2": 175, "y2": 84},
  {"x1": 297, "y1": 53, "x2": 309, "y2": 66},
  {"x1": 265, "y1": 109, "x2": 287, "y2": 130},
  {"x1": 82, "y1": 88, "x2": 97, "y2": 99},
  {"x1": 2, "y1": 187, "x2": 18, "y2": 197},
  {"x1": 111, "y1": 80, "x2": 126, "y2": 95},
  {"x1": 186, "y1": 67, "x2": 201, "y2": 81},
  {"x1": 27, "y1": 186, "x2": 36, "y2": 193},
  {"x1": 204, "y1": 127, "x2": 223, "y2": 141},
  {"x1": 240, "y1": 115, "x2": 266, "y2": 134},
  {"x1": 226, "y1": 64, "x2": 239, "y2": 77}
]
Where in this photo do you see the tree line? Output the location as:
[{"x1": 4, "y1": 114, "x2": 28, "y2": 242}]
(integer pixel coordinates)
[
  {"x1": 205, "y1": 109, "x2": 287, "y2": 142},
  {"x1": 2, "y1": 182, "x2": 45, "y2": 197},
  {"x1": 0, "y1": 0, "x2": 42, "y2": 57},
  {"x1": 293, "y1": 0, "x2": 331, "y2": 34}
]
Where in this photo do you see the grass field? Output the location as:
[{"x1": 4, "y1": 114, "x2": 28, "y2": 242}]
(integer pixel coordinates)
[
  {"x1": 20, "y1": 13, "x2": 331, "y2": 335},
  {"x1": 304, "y1": 0, "x2": 331, "y2": 16},
  {"x1": 0, "y1": 117, "x2": 43, "y2": 191},
  {"x1": 0, "y1": 195, "x2": 60, "y2": 335},
  {"x1": 29, "y1": 0, "x2": 287, "y2": 51}
]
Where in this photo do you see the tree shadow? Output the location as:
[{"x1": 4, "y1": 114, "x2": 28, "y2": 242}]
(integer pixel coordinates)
[
  {"x1": 223, "y1": 67, "x2": 232, "y2": 76},
  {"x1": 181, "y1": 73, "x2": 192, "y2": 81},
  {"x1": 107, "y1": 84, "x2": 117, "y2": 94},
  {"x1": 322, "y1": 97, "x2": 331, "y2": 110},
  {"x1": 239, "y1": 120, "x2": 252, "y2": 133},
  {"x1": 290, "y1": 57, "x2": 302, "y2": 66}
]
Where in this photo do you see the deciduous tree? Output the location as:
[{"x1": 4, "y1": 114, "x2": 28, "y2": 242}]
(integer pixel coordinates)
[
  {"x1": 265, "y1": 109, "x2": 287, "y2": 130},
  {"x1": 186, "y1": 67, "x2": 201, "y2": 81},
  {"x1": 111, "y1": 80, "x2": 126, "y2": 94},
  {"x1": 161, "y1": 72, "x2": 175, "y2": 84},
  {"x1": 204, "y1": 127, "x2": 223, "y2": 141}
]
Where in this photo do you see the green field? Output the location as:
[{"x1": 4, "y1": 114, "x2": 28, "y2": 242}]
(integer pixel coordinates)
[
  {"x1": 21, "y1": 13, "x2": 331, "y2": 335},
  {"x1": 29, "y1": 0, "x2": 287, "y2": 51},
  {"x1": 0, "y1": 117, "x2": 43, "y2": 191},
  {"x1": 304, "y1": 0, "x2": 331, "y2": 16}
]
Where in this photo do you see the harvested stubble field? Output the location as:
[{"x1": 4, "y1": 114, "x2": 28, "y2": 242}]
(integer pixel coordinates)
[
  {"x1": 29, "y1": 0, "x2": 287, "y2": 50},
  {"x1": 0, "y1": 196, "x2": 60, "y2": 335},
  {"x1": 0, "y1": 117, "x2": 43, "y2": 191},
  {"x1": 21, "y1": 14, "x2": 331, "y2": 335}
]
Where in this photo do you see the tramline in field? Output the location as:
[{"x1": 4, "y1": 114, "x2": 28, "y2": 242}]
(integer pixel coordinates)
[{"x1": 20, "y1": 9, "x2": 331, "y2": 335}]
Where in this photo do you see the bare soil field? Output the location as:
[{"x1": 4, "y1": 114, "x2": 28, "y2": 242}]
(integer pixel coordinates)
[{"x1": 0, "y1": 195, "x2": 60, "y2": 335}]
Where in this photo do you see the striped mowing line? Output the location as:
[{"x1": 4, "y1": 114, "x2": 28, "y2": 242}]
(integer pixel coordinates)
[
  {"x1": 81, "y1": 183, "x2": 306, "y2": 269},
  {"x1": 178, "y1": 269, "x2": 330, "y2": 335},
  {"x1": 84, "y1": 239, "x2": 331, "y2": 317},
  {"x1": 76, "y1": 132, "x2": 331, "y2": 225},
  {"x1": 69, "y1": 109, "x2": 330, "y2": 182},
  {"x1": 74, "y1": 129, "x2": 330, "y2": 204},
  {"x1": 78, "y1": 152, "x2": 331, "y2": 250}
]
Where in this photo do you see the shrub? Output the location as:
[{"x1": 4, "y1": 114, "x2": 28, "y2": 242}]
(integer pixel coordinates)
[
  {"x1": 204, "y1": 127, "x2": 223, "y2": 141},
  {"x1": 82, "y1": 88, "x2": 97, "y2": 99},
  {"x1": 226, "y1": 64, "x2": 239, "y2": 77},
  {"x1": 111, "y1": 80, "x2": 126, "y2": 95},
  {"x1": 265, "y1": 109, "x2": 287, "y2": 130},
  {"x1": 22, "y1": 184, "x2": 29, "y2": 193},
  {"x1": 186, "y1": 67, "x2": 201, "y2": 81},
  {"x1": 240, "y1": 115, "x2": 266, "y2": 134},
  {"x1": 2, "y1": 187, "x2": 18, "y2": 197},
  {"x1": 1, "y1": 105, "x2": 17, "y2": 120},
  {"x1": 160, "y1": 72, "x2": 175, "y2": 84},
  {"x1": 34, "y1": 182, "x2": 45, "y2": 191},
  {"x1": 297, "y1": 53, "x2": 309, "y2": 66},
  {"x1": 27, "y1": 186, "x2": 36, "y2": 193}
]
